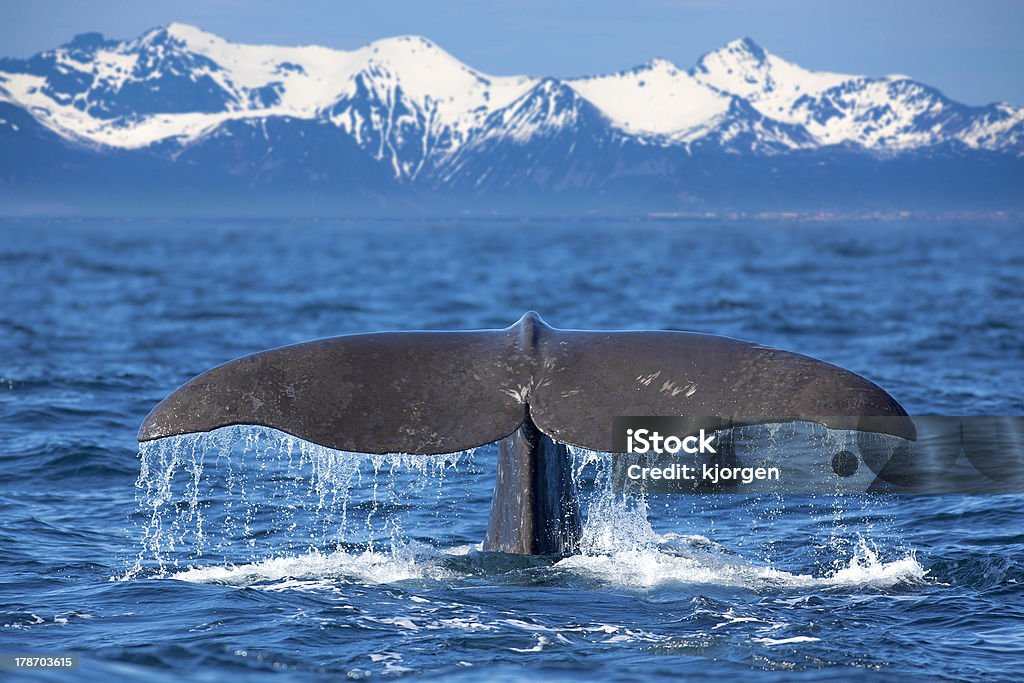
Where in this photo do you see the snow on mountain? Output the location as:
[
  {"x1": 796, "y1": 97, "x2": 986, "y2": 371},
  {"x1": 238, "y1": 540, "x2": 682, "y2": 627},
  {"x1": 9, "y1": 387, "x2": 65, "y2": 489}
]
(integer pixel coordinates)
[
  {"x1": 785, "y1": 76, "x2": 1024, "y2": 153},
  {"x1": 318, "y1": 39, "x2": 535, "y2": 178},
  {"x1": 435, "y1": 78, "x2": 632, "y2": 193},
  {"x1": 960, "y1": 103, "x2": 1024, "y2": 151},
  {"x1": 0, "y1": 23, "x2": 1021, "y2": 174},
  {"x1": 690, "y1": 37, "x2": 1024, "y2": 154},
  {"x1": 567, "y1": 59, "x2": 730, "y2": 138},
  {"x1": 691, "y1": 37, "x2": 851, "y2": 115},
  {"x1": 673, "y1": 98, "x2": 819, "y2": 153},
  {"x1": 0, "y1": 24, "x2": 537, "y2": 164},
  {"x1": 472, "y1": 78, "x2": 598, "y2": 142}
]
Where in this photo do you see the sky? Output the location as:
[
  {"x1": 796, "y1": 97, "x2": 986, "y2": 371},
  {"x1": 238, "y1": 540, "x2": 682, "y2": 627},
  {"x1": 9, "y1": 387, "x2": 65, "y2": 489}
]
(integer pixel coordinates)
[{"x1": 1, "y1": 0, "x2": 1022, "y2": 106}]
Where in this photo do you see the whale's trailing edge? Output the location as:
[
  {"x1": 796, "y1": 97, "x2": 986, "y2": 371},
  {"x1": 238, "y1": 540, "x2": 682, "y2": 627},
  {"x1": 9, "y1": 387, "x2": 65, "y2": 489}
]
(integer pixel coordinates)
[{"x1": 138, "y1": 312, "x2": 915, "y2": 555}]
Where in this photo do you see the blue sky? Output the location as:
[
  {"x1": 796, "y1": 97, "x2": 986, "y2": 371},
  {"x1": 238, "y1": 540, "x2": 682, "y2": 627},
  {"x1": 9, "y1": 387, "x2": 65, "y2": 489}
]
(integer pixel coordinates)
[{"x1": 2, "y1": 0, "x2": 1021, "y2": 105}]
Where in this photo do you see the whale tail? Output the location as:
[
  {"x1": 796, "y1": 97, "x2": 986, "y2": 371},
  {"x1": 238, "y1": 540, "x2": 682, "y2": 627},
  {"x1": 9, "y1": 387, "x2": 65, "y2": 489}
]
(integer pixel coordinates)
[{"x1": 138, "y1": 312, "x2": 915, "y2": 555}]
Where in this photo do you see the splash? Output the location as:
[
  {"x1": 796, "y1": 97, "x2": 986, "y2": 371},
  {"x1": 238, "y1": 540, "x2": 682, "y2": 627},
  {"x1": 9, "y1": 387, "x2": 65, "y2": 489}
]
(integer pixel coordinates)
[
  {"x1": 126, "y1": 426, "x2": 475, "y2": 578},
  {"x1": 127, "y1": 425, "x2": 923, "y2": 593},
  {"x1": 554, "y1": 535, "x2": 925, "y2": 591},
  {"x1": 562, "y1": 442, "x2": 924, "y2": 592},
  {"x1": 568, "y1": 444, "x2": 660, "y2": 554}
]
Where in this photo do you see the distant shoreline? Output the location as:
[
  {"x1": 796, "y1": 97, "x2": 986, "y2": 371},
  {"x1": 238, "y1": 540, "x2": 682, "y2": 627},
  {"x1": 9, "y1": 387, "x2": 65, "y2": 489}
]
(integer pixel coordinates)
[{"x1": 0, "y1": 210, "x2": 1020, "y2": 223}]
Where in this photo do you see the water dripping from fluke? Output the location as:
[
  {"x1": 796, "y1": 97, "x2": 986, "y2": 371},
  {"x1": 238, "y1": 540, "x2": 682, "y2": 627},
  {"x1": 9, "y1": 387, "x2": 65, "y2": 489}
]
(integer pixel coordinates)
[
  {"x1": 124, "y1": 426, "x2": 474, "y2": 580},
  {"x1": 123, "y1": 425, "x2": 924, "y2": 593}
]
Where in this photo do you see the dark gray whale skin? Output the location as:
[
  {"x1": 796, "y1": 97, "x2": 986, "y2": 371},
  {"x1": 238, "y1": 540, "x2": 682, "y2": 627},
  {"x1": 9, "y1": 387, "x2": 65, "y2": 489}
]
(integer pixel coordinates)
[
  {"x1": 483, "y1": 415, "x2": 581, "y2": 555},
  {"x1": 138, "y1": 312, "x2": 915, "y2": 555}
]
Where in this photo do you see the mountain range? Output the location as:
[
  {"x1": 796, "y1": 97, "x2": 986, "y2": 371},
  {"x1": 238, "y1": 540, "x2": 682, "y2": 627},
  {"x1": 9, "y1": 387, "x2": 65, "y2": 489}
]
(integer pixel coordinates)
[{"x1": 1, "y1": 24, "x2": 1021, "y2": 215}]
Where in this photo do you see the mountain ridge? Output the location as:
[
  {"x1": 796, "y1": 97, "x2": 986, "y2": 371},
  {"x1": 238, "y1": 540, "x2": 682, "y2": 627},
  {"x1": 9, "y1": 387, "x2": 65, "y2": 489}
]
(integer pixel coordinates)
[{"x1": 0, "y1": 25, "x2": 1021, "y2": 213}]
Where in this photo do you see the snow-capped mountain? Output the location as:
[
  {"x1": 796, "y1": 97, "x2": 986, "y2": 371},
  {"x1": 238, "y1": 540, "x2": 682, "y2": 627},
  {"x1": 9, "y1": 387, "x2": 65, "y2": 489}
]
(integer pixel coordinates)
[
  {"x1": 690, "y1": 38, "x2": 1024, "y2": 154},
  {"x1": 0, "y1": 25, "x2": 1021, "y2": 212},
  {"x1": 0, "y1": 25, "x2": 537, "y2": 161}
]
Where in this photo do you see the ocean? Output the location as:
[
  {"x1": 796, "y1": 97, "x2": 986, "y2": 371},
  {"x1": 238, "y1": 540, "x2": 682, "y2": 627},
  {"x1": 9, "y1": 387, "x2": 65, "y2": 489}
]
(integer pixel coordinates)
[{"x1": 1, "y1": 218, "x2": 1022, "y2": 681}]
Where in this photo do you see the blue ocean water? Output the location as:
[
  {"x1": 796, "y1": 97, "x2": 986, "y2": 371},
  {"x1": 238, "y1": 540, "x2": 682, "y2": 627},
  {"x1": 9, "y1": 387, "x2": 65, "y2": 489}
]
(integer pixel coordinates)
[{"x1": 0, "y1": 218, "x2": 1022, "y2": 681}]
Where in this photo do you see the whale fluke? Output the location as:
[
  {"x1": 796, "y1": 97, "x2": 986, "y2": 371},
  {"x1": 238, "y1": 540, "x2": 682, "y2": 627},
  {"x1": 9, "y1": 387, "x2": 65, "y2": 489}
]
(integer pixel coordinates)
[
  {"x1": 139, "y1": 326, "x2": 527, "y2": 455},
  {"x1": 138, "y1": 312, "x2": 915, "y2": 555},
  {"x1": 139, "y1": 311, "x2": 914, "y2": 449}
]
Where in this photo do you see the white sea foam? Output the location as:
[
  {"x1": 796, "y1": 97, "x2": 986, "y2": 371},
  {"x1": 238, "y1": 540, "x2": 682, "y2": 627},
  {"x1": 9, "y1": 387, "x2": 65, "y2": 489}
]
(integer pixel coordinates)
[
  {"x1": 753, "y1": 636, "x2": 822, "y2": 646},
  {"x1": 173, "y1": 546, "x2": 454, "y2": 587},
  {"x1": 554, "y1": 538, "x2": 925, "y2": 591},
  {"x1": 168, "y1": 535, "x2": 923, "y2": 593}
]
